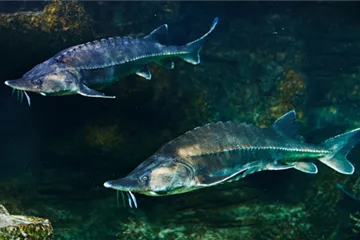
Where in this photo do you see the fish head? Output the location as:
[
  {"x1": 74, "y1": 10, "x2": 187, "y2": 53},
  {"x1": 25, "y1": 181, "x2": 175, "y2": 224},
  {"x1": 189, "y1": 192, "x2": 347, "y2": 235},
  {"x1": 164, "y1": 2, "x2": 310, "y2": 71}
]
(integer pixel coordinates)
[
  {"x1": 4, "y1": 60, "x2": 79, "y2": 96},
  {"x1": 104, "y1": 155, "x2": 194, "y2": 196}
]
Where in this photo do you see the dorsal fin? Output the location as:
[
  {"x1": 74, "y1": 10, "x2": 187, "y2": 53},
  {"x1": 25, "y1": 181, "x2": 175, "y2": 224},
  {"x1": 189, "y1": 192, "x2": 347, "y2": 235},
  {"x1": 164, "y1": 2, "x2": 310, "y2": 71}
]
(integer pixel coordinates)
[
  {"x1": 271, "y1": 110, "x2": 304, "y2": 141},
  {"x1": 144, "y1": 24, "x2": 169, "y2": 44}
]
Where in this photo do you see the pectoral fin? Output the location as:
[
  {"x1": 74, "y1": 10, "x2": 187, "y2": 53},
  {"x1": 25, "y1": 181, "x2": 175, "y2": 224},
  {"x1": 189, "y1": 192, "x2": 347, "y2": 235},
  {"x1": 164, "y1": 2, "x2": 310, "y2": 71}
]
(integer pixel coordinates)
[
  {"x1": 197, "y1": 166, "x2": 255, "y2": 187},
  {"x1": 197, "y1": 174, "x2": 236, "y2": 187},
  {"x1": 78, "y1": 84, "x2": 116, "y2": 99},
  {"x1": 135, "y1": 66, "x2": 151, "y2": 80}
]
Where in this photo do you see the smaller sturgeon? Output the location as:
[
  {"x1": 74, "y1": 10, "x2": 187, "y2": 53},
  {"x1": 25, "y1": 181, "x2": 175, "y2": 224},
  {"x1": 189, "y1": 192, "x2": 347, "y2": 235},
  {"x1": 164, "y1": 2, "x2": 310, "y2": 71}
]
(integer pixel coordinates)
[
  {"x1": 104, "y1": 110, "x2": 360, "y2": 208},
  {"x1": 4, "y1": 17, "x2": 218, "y2": 106}
]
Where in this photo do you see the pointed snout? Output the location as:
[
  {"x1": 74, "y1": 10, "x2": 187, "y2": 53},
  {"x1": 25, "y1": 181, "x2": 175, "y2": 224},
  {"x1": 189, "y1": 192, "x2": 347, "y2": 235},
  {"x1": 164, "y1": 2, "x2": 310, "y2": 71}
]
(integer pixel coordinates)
[
  {"x1": 4, "y1": 79, "x2": 32, "y2": 91},
  {"x1": 104, "y1": 177, "x2": 144, "y2": 192},
  {"x1": 5, "y1": 80, "x2": 16, "y2": 87},
  {"x1": 103, "y1": 181, "x2": 113, "y2": 188}
]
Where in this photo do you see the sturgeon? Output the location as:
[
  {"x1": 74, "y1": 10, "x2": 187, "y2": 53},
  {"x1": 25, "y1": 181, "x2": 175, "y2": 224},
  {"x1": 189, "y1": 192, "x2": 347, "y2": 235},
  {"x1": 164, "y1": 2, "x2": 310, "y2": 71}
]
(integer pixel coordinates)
[
  {"x1": 104, "y1": 110, "x2": 360, "y2": 208},
  {"x1": 4, "y1": 17, "x2": 218, "y2": 105}
]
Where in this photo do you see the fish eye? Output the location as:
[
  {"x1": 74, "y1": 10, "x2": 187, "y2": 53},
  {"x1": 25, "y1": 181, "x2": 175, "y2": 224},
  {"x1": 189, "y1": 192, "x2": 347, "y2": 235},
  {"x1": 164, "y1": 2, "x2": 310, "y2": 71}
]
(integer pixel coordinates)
[
  {"x1": 31, "y1": 78, "x2": 42, "y2": 86},
  {"x1": 139, "y1": 175, "x2": 148, "y2": 182}
]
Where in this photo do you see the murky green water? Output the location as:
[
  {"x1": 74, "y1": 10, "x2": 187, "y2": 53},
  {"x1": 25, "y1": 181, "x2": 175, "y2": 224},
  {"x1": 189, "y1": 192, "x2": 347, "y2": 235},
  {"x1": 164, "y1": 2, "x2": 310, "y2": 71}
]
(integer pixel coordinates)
[{"x1": 1, "y1": 1, "x2": 360, "y2": 239}]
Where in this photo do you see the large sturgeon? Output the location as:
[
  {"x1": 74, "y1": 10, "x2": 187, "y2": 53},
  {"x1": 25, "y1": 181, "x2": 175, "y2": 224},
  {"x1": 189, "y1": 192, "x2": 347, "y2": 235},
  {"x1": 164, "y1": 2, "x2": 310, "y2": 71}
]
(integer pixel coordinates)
[{"x1": 104, "y1": 110, "x2": 360, "y2": 208}]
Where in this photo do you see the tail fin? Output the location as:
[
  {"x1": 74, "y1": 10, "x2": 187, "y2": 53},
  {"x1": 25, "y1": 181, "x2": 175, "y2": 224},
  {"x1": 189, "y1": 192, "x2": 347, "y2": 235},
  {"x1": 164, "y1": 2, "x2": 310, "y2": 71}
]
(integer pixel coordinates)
[
  {"x1": 319, "y1": 128, "x2": 360, "y2": 175},
  {"x1": 181, "y1": 17, "x2": 219, "y2": 65}
]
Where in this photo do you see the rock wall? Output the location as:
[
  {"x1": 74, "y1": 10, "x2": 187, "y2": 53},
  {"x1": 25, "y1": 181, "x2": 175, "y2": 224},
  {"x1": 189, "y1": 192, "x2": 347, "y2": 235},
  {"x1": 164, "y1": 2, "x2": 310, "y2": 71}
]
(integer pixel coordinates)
[{"x1": 1, "y1": 1, "x2": 360, "y2": 239}]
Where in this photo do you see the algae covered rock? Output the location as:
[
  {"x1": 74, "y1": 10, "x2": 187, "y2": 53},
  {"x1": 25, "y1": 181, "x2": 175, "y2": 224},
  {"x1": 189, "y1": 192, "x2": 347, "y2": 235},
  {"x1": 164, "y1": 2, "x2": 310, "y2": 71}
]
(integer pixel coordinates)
[
  {"x1": 0, "y1": 205, "x2": 53, "y2": 240},
  {"x1": 0, "y1": 0, "x2": 90, "y2": 36}
]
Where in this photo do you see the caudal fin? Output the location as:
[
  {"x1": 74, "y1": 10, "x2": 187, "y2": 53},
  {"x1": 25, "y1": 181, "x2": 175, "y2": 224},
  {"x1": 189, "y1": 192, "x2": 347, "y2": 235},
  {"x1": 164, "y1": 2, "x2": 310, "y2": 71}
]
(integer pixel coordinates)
[
  {"x1": 319, "y1": 128, "x2": 360, "y2": 175},
  {"x1": 181, "y1": 17, "x2": 219, "y2": 65}
]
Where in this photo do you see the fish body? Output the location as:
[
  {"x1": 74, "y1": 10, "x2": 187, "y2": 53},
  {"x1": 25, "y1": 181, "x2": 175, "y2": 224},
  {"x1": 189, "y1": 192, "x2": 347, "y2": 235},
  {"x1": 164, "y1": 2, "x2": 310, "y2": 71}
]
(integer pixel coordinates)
[
  {"x1": 4, "y1": 18, "x2": 218, "y2": 103},
  {"x1": 104, "y1": 110, "x2": 360, "y2": 207}
]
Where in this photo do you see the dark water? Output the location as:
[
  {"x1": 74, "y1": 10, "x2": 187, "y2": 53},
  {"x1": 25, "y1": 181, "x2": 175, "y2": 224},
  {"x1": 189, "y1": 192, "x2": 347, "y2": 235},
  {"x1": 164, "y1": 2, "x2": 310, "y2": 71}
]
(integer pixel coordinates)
[{"x1": 1, "y1": 1, "x2": 360, "y2": 239}]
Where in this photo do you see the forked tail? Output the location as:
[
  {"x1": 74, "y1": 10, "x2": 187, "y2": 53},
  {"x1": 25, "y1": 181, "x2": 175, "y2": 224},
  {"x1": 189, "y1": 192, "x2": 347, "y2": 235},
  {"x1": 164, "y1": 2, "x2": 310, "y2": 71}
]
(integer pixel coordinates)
[
  {"x1": 319, "y1": 128, "x2": 360, "y2": 174},
  {"x1": 180, "y1": 17, "x2": 219, "y2": 65}
]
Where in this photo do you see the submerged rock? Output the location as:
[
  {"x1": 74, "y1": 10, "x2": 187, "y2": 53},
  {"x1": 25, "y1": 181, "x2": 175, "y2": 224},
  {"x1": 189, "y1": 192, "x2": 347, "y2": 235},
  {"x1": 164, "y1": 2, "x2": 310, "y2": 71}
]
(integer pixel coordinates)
[
  {"x1": 0, "y1": 205, "x2": 53, "y2": 240},
  {"x1": 0, "y1": 0, "x2": 90, "y2": 35}
]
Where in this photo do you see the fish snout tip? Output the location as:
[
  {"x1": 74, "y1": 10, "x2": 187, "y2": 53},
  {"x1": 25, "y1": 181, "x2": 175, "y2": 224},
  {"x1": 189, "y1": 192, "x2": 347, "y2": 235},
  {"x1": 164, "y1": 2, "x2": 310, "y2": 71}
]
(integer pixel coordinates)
[
  {"x1": 103, "y1": 181, "x2": 112, "y2": 188},
  {"x1": 4, "y1": 80, "x2": 19, "y2": 89}
]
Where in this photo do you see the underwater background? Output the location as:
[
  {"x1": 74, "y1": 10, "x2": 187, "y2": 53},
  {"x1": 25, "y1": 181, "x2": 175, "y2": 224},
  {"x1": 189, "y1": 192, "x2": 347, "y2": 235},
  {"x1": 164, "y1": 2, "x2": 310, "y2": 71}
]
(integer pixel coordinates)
[{"x1": 1, "y1": 1, "x2": 360, "y2": 239}]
